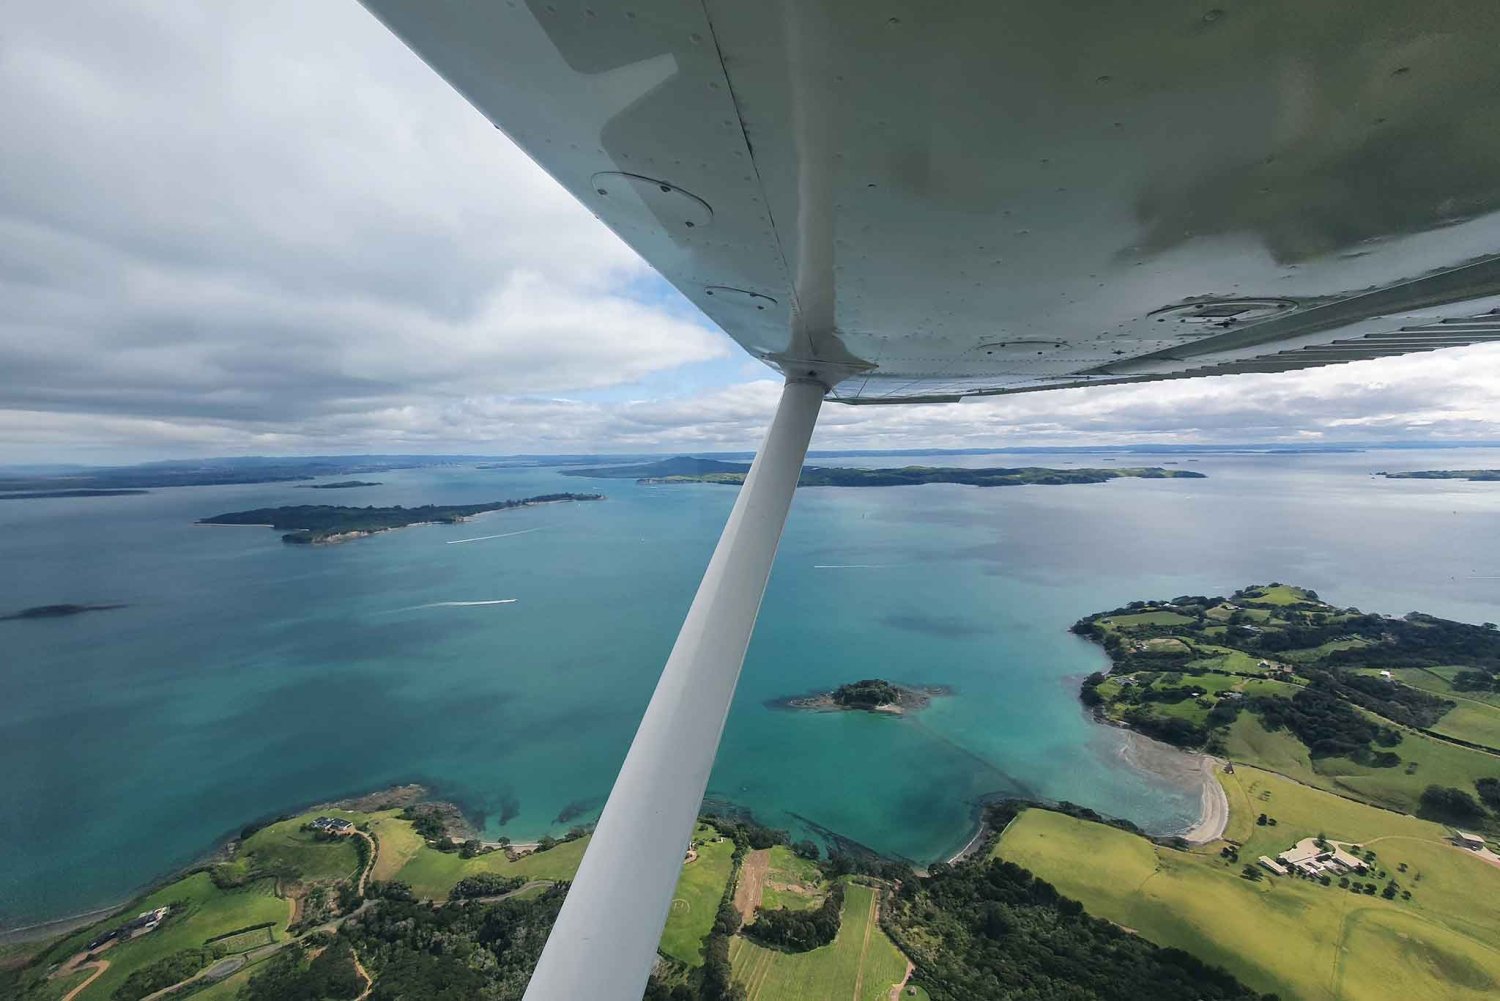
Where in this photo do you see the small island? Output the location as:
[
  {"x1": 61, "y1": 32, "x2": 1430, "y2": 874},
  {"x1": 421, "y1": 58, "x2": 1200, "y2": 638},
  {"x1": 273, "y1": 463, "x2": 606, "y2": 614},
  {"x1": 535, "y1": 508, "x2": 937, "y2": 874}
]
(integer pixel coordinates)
[
  {"x1": 563, "y1": 456, "x2": 1206, "y2": 487},
  {"x1": 1380, "y1": 469, "x2": 1500, "y2": 481},
  {"x1": 773, "y1": 678, "x2": 948, "y2": 714},
  {"x1": 198, "y1": 493, "x2": 602, "y2": 544},
  {"x1": 0, "y1": 603, "x2": 128, "y2": 622},
  {"x1": 296, "y1": 480, "x2": 383, "y2": 490}
]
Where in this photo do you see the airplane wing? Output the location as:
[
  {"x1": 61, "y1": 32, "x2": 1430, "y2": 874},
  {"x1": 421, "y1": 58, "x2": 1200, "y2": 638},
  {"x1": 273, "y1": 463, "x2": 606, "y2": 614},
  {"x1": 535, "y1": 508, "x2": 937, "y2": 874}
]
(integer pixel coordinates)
[
  {"x1": 353, "y1": 3, "x2": 1500, "y2": 998},
  {"x1": 360, "y1": 0, "x2": 1500, "y2": 403}
]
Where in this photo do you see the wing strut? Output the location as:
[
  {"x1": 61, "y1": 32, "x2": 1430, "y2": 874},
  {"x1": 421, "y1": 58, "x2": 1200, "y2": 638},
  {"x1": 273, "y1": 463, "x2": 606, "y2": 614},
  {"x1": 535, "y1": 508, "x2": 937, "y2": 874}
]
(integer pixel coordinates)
[{"x1": 523, "y1": 377, "x2": 824, "y2": 1000}]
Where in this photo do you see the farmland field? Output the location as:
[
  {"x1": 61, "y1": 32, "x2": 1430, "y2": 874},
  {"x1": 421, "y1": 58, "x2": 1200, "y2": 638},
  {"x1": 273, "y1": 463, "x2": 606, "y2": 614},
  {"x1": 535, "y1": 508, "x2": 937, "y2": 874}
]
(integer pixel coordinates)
[
  {"x1": 730, "y1": 882, "x2": 908, "y2": 1001},
  {"x1": 659, "y1": 827, "x2": 737, "y2": 967},
  {"x1": 995, "y1": 775, "x2": 1500, "y2": 1001}
]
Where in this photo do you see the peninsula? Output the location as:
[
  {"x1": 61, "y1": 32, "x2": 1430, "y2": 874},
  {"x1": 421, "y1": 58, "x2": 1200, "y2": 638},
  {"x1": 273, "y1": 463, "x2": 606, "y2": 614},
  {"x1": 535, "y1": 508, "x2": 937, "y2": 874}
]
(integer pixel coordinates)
[
  {"x1": 1380, "y1": 469, "x2": 1500, "y2": 481},
  {"x1": 1072, "y1": 583, "x2": 1500, "y2": 824},
  {"x1": 563, "y1": 455, "x2": 1206, "y2": 487},
  {"x1": 198, "y1": 493, "x2": 602, "y2": 544},
  {"x1": 773, "y1": 678, "x2": 948, "y2": 714},
  {"x1": 0, "y1": 603, "x2": 128, "y2": 622}
]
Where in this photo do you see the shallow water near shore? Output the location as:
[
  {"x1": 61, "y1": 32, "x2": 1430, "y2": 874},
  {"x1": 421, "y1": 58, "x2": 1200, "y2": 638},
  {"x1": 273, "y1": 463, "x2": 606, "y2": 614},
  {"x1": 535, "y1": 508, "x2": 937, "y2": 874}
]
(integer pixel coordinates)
[{"x1": 2, "y1": 447, "x2": 1498, "y2": 927}]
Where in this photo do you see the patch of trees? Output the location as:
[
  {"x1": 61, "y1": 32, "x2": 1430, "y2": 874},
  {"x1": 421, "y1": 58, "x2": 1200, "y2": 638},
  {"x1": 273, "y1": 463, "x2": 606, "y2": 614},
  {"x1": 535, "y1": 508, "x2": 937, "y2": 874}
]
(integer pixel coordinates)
[
  {"x1": 1250, "y1": 686, "x2": 1400, "y2": 760},
  {"x1": 702, "y1": 813, "x2": 789, "y2": 851},
  {"x1": 400, "y1": 805, "x2": 448, "y2": 841},
  {"x1": 1122, "y1": 708, "x2": 1208, "y2": 748},
  {"x1": 831, "y1": 679, "x2": 901, "y2": 708},
  {"x1": 1453, "y1": 669, "x2": 1499, "y2": 692},
  {"x1": 1319, "y1": 670, "x2": 1452, "y2": 728},
  {"x1": 449, "y1": 873, "x2": 526, "y2": 900},
  {"x1": 1477, "y1": 777, "x2": 1500, "y2": 812},
  {"x1": 111, "y1": 948, "x2": 212, "y2": 1001},
  {"x1": 341, "y1": 885, "x2": 569, "y2": 1001},
  {"x1": 1418, "y1": 785, "x2": 1488, "y2": 824},
  {"x1": 242, "y1": 939, "x2": 363, "y2": 1001},
  {"x1": 885, "y1": 859, "x2": 1265, "y2": 1001},
  {"x1": 742, "y1": 881, "x2": 846, "y2": 952}
]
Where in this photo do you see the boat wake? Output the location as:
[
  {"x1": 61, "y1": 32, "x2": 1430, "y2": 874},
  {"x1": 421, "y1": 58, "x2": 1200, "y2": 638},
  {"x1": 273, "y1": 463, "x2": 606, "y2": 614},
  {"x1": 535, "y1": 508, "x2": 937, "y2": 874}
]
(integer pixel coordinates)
[
  {"x1": 813, "y1": 563, "x2": 896, "y2": 569},
  {"x1": 400, "y1": 599, "x2": 519, "y2": 610},
  {"x1": 446, "y1": 527, "x2": 542, "y2": 545}
]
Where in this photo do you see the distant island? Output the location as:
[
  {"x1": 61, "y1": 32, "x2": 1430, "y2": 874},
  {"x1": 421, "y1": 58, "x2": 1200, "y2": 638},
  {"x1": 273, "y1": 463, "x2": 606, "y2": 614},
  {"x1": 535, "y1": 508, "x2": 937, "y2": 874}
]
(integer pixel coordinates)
[
  {"x1": 296, "y1": 480, "x2": 382, "y2": 490},
  {"x1": 198, "y1": 493, "x2": 602, "y2": 544},
  {"x1": 563, "y1": 456, "x2": 1207, "y2": 487},
  {"x1": 772, "y1": 678, "x2": 949, "y2": 714},
  {"x1": 0, "y1": 603, "x2": 128, "y2": 622},
  {"x1": 0, "y1": 489, "x2": 148, "y2": 499},
  {"x1": 1380, "y1": 469, "x2": 1500, "y2": 481}
]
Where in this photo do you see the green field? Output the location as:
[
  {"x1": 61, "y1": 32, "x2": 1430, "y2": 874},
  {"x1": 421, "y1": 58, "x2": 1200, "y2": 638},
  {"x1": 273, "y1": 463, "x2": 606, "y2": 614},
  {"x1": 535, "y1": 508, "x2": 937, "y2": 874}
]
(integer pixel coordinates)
[
  {"x1": 995, "y1": 790, "x2": 1500, "y2": 1001},
  {"x1": 730, "y1": 882, "x2": 908, "y2": 1001},
  {"x1": 760, "y1": 845, "x2": 824, "y2": 912},
  {"x1": 1223, "y1": 713, "x2": 1500, "y2": 820},
  {"x1": 58, "y1": 874, "x2": 289, "y2": 1001},
  {"x1": 392, "y1": 833, "x2": 591, "y2": 899},
  {"x1": 366, "y1": 810, "x2": 426, "y2": 881},
  {"x1": 204, "y1": 924, "x2": 275, "y2": 953},
  {"x1": 1431, "y1": 699, "x2": 1500, "y2": 750},
  {"x1": 239, "y1": 814, "x2": 362, "y2": 883},
  {"x1": 659, "y1": 827, "x2": 738, "y2": 967},
  {"x1": 1102, "y1": 610, "x2": 1194, "y2": 628},
  {"x1": 1239, "y1": 584, "x2": 1317, "y2": 606}
]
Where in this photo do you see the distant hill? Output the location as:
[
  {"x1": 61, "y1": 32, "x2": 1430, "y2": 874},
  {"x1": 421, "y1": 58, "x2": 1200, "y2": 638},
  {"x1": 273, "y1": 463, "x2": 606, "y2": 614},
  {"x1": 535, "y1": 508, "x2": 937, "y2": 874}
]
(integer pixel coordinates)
[
  {"x1": 562, "y1": 457, "x2": 750, "y2": 479},
  {"x1": 1381, "y1": 469, "x2": 1500, "y2": 481},
  {"x1": 564, "y1": 457, "x2": 1206, "y2": 488}
]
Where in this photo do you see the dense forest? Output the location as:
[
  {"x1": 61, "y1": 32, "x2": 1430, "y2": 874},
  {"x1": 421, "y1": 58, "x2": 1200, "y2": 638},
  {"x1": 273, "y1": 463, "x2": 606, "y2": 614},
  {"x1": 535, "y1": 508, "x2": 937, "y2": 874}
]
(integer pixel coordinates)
[
  {"x1": 886, "y1": 858, "x2": 1268, "y2": 1001},
  {"x1": 831, "y1": 679, "x2": 901, "y2": 708},
  {"x1": 199, "y1": 494, "x2": 602, "y2": 543}
]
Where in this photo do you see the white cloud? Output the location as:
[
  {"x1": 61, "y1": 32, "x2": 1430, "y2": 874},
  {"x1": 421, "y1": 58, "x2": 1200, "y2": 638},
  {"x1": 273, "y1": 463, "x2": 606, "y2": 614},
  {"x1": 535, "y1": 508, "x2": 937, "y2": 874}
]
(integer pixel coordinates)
[{"x1": 0, "y1": 0, "x2": 1496, "y2": 465}]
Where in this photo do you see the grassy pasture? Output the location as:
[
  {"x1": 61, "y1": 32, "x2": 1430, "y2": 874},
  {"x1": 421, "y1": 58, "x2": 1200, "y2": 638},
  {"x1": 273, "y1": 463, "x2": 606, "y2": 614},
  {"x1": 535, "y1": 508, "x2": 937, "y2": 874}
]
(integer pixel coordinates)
[
  {"x1": 1239, "y1": 584, "x2": 1316, "y2": 606},
  {"x1": 61, "y1": 874, "x2": 288, "y2": 1001},
  {"x1": 730, "y1": 882, "x2": 908, "y2": 1001},
  {"x1": 392, "y1": 832, "x2": 590, "y2": 899},
  {"x1": 240, "y1": 814, "x2": 362, "y2": 883},
  {"x1": 1223, "y1": 714, "x2": 1500, "y2": 819},
  {"x1": 204, "y1": 924, "x2": 275, "y2": 953},
  {"x1": 996, "y1": 795, "x2": 1500, "y2": 1001},
  {"x1": 659, "y1": 827, "x2": 737, "y2": 967},
  {"x1": 1102, "y1": 610, "x2": 1193, "y2": 628},
  {"x1": 1430, "y1": 700, "x2": 1500, "y2": 750},
  {"x1": 760, "y1": 845, "x2": 824, "y2": 912},
  {"x1": 366, "y1": 810, "x2": 426, "y2": 881}
]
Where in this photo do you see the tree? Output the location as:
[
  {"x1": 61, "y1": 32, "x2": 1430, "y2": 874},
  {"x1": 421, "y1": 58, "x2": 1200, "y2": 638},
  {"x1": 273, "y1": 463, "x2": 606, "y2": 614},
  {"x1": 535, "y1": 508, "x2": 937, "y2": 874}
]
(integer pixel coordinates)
[
  {"x1": 1418, "y1": 785, "x2": 1486, "y2": 823},
  {"x1": 1475, "y1": 777, "x2": 1500, "y2": 812},
  {"x1": 1240, "y1": 865, "x2": 1262, "y2": 881},
  {"x1": 459, "y1": 839, "x2": 482, "y2": 859},
  {"x1": 792, "y1": 839, "x2": 819, "y2": 860}
]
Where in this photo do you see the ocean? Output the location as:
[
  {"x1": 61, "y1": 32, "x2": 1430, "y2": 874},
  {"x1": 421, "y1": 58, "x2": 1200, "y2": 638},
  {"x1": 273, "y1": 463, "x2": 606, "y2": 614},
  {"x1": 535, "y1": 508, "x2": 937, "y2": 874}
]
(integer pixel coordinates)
[{"x1": 2, "y1": 447, "x2": 1498, "y2": 929}]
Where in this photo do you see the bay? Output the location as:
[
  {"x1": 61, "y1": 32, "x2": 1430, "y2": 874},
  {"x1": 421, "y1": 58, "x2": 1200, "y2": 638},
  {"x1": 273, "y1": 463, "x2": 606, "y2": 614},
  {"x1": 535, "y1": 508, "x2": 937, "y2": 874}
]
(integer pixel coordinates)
[{"x1": 1, "y1": 447, "x2": 1497, "y2": 928}]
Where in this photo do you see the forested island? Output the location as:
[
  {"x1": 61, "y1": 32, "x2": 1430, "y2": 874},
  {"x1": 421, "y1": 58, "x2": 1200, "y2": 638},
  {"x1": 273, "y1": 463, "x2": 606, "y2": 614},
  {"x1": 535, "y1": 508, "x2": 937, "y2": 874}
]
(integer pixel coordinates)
[
  {"x1": 563, "y1": 455, "x2": 1207, "y2": 487},
  {"x1": 198, "y1": 493, "x2": 602, "y2": 544},
  {"x1": 1380, "y1": 469, "x2": 1500, "y2": 481},
  {"x1": 0, "y1": 603, "x2": 127, "y2": 622},
  {"x1": 0, "y1": 489, "x2": 148, "y2": 499},
  {"x1": 773, "y1": 678, "x2": 948, "y2": 714},
  {"x1": 296, "y1": 480, "x2": 382, "y2": 490},
  {"x1": 1073, "y1": 583, "x2": 1500, "y2": 830}
]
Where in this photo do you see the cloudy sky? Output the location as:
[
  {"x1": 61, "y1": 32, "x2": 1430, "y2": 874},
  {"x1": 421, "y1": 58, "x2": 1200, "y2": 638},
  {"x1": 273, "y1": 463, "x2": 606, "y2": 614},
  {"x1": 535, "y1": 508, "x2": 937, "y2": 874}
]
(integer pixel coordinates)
[{"x1": 3, "y1": 0, "x2": 1498, "y2": 465}]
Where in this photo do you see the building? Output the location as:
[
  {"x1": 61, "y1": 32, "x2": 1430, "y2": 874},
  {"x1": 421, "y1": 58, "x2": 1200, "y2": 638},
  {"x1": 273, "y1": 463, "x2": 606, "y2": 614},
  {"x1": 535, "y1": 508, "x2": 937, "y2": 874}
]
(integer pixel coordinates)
[
  {"x1": 1257, "y1": 856, "x2": 1289, "y2": 876},
  {"x1": 1453, "y1": 830, "x2": 1487, "y2": 850},
  {"x1": 1274, "y1": 838, "x2": 1368, "y2": 878},
  {"x1": 309, "y1": 816, "x2": 356, "y2": 835},
  {"x1": 1379, "y1": 670, "x2": 1394, "y2": 681}
]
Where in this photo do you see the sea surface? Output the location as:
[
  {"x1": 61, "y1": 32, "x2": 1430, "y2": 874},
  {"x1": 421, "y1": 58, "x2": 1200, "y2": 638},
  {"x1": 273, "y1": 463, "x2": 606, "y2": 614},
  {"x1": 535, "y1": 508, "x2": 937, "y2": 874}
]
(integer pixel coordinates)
[{"x1": 2, "y1": 448, "x2": 1498, "y2": 928}]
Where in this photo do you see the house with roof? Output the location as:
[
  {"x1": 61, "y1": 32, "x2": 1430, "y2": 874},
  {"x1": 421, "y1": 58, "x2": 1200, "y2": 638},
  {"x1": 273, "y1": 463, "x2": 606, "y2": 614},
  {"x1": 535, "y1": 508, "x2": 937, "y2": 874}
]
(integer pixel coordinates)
[
  {"x1": 1274, "y1": 838, "x2": 1368, "y2": 878},
  {"x1": 1453, "y1": 830, "x2": 1487, "y2": 850}
]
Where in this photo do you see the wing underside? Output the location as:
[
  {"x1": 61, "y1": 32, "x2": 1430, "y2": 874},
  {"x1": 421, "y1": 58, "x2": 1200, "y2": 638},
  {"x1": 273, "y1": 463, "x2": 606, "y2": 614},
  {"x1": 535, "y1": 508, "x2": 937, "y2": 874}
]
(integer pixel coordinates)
[{"x1": 359, "y1": 0, "x2": 1500, "y2": 401}]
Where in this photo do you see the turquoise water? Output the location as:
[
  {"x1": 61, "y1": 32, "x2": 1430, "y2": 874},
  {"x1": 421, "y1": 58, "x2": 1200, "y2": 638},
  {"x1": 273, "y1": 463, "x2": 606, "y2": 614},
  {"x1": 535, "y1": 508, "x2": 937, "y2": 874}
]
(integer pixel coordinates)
[{"x1": 2, "y1": 449, "x2": 1498, "y2": 927}]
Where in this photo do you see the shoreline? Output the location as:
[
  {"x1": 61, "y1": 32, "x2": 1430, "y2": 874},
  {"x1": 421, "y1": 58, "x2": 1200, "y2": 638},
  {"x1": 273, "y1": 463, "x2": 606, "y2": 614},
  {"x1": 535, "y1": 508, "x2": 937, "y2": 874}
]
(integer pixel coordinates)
[{"x1": 1113, "y1": 727, "x2": 1228, "y2": 844}]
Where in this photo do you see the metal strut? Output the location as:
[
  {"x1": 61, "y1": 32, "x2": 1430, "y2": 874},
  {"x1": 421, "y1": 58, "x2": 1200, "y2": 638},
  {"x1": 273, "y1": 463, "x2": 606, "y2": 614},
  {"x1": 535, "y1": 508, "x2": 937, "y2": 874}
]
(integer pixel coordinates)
[{"x1": 523, "y1": 378, "x2": 825, "y2": 1000}]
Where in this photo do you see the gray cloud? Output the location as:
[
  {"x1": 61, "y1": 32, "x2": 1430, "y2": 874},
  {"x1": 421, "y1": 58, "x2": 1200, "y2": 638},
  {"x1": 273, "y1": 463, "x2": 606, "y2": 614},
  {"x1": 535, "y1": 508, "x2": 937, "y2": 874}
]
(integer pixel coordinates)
[{"x1": 2, "y1": 1, "x2": 1497, "y2": 464}]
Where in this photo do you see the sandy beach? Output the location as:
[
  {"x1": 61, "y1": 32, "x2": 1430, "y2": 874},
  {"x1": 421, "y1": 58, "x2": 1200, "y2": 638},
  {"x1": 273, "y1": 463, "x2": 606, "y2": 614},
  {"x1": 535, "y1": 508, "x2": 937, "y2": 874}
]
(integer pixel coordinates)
[{"x1": 1115, "y1": 728, "x2": 1228, "y2": 844}]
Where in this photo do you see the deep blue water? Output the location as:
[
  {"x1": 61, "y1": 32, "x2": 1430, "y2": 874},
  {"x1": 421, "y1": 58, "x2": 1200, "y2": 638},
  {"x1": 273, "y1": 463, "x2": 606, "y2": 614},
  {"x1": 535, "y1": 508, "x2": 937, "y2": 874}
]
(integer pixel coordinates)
[{"x1": 2, "y1": 448, "x2": 1498, "y2": 928}]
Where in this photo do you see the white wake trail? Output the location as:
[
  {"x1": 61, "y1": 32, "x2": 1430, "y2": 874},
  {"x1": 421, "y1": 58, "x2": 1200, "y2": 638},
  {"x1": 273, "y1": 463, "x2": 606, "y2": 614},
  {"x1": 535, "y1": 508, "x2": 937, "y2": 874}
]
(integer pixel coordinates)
[
  {"x1": 398, "y1": 599, "x2": 519, "y2": 611},
  {"x1": 446, "y1": 528, "x2": 543, "y2": 545}
]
